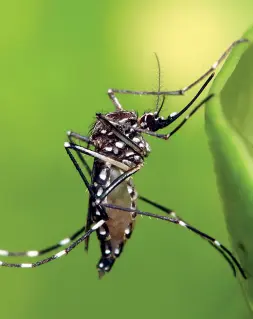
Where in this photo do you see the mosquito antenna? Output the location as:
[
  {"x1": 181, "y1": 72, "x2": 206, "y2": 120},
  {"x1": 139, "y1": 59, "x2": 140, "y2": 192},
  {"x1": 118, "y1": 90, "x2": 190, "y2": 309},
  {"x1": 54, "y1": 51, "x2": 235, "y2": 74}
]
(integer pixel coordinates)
[{"x1": 154, "y1": 52, "x2": 161, "y2": 112}]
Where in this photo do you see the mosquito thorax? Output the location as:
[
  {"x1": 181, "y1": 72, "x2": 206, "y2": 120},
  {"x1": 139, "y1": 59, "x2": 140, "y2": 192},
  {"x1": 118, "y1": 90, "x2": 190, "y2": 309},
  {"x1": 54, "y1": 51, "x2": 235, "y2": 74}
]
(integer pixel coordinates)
[{"x1": 91, "y1": 110, "x2": 151, "y2": 167}]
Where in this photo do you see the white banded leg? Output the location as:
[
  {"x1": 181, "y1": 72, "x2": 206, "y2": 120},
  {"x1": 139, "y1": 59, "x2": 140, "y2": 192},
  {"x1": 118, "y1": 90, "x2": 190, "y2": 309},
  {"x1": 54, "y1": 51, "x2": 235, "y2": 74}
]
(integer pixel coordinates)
[
  {"x1": 138, "y1": 196, "x2": 237, "y2": 277},
  {"x1": 108, "y1": 39, "x2": 248, "y2": 97},
  {"x1": 102, "y1": 203, "x2": 247, "y2": 279},
  {"x1": 0, "y1": 226, "x2": 85, "y2": 258},
  {"x1": 0, "y1": 220, "x2": 105, "y2": 268}
]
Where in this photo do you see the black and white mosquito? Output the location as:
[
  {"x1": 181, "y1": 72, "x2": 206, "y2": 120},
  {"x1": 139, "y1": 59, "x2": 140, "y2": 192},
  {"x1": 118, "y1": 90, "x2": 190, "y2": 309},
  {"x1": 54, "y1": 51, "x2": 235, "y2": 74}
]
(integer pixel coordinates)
[{"x1": 0, "y1": 39, "x2": 248, "y2": 279}]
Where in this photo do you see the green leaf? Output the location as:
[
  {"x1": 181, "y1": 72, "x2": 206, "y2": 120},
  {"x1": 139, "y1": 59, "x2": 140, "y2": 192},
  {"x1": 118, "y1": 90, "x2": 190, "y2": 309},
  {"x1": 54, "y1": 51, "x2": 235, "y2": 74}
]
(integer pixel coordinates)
[{"x1": 205, "y1": 25, "x2": 253, "y2": 311}]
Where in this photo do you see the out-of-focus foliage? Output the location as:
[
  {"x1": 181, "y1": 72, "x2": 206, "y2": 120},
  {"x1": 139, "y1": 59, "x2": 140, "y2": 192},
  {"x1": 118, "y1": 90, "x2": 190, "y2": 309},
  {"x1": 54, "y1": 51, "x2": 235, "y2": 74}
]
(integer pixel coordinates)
[
  {"x1": 0, "y1": 1, "x2": 252, "y2": 319},
  {"x1": 206, "y1": 25, "x2": 253, "y2": 312}
]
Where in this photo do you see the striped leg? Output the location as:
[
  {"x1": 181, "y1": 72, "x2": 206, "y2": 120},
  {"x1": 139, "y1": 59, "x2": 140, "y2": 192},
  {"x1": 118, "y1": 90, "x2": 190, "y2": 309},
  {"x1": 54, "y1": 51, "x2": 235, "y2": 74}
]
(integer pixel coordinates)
[
  {"x1": 0, "y1": 156, "x2": 141, "y2": 268},
  {"x1": 108, "y1": 39, "x2": 247, "y2": 98},
  {"x1": 0, "y1": 226, "x2": 85, "y2": 258},
  {"x1": 0, "y1": 220, "x2": 105, "y2": 268},
  {"x1": 102, "y1": 203, "x2": 247, "y2": 279},
  {"x1": 139, "y1": 196, "x2": 237, "y2": 277}
]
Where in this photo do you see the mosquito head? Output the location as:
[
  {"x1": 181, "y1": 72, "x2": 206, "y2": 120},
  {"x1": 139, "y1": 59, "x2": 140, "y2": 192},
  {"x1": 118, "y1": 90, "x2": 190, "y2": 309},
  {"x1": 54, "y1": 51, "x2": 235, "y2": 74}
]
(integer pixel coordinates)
[
  {"x1": 138, "y1": 111, "x2": 178, "y2": 132},
  {"x1": 138, "y1": 95, "x2": 177, "y2": 132}
]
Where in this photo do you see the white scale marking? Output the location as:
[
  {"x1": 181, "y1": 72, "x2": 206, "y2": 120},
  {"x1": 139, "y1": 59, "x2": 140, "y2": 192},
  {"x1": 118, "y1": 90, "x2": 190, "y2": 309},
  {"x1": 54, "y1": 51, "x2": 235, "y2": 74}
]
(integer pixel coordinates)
[
  {"x1": 131, "y1": 203, "x2": 136, "y2": 209},
  {"x1": 99, "y1": 262, "x2": 104, "y2": 268},
  {"x1": 127, "y1": 185, "x2": 133, "y2": 194},
  {"x1": 170, "y1": 112, "x2": 178, "y2": 117},
  {"x1": 104, "y1": 146, "x2": 113, "y2": 152},
  {"x1": 101, "y1": 130, "x2": 107, "y2": 134},
  {"x1": 55, "y1": 250, "x2": 66, "y2": 258},
  {"x1": 59, "y1": 238, "x2": 70, "y2": 246},
  {"x1": 92, "y1": 220, "x2": 105, "y2": 230},
  {"x1": 139, "y1": 143, "x2": 144, "y2": 148},
  {"x1": 212, "y1": 61, "x2": 219, "y2": 69},
  {"x1": 146, "y1": 142, "x2": 151, "y2": 152},
  {"x1": 97, "y1": 187, "x2": 103, "y2": 197},
  {"x1": 99, "y1": 169, "x2": 107, "y2": 181},
  {"x1": 114, "y1": 248, "x2": 120, "y2": 255},
  {"x1": 179, "y1": 221, "x2": 186, "y2": 227},
  {"x1": 119, "y1": 118, "x2": 128, "y2": 123},
  {"x1": 113, "y1": 147, "x2": 119, "y2": 155},
  {"x1": 27, "y1": 251, "x2": 39, "y2": 257},
  {"x1": 214, "y1": 240, "x2": 221, "y2": 246},
  {"x1": 132, "y1": 137, "x2": 140, "y2": 143},
  {"x1": 96, "y1": 210, "x2": 101, "y2": 216},
  {"x1": 105, "y1": 249, "x2": 111, "y2": 255},
  {"x1": 115, "y1": 141, "x2": 125, "y2": 149},
  {"x1": 99, "y1": 229, "x2": 106, "y2": 235},
  {"x1": 0, "y1": 261, "x2": 3, "y2": 266},
  {"x1": 21, "y1": 263, "x2": 33, "y2": 268},
  {"x1": 125, "y1": 228, "x2": 130, "y2": 235},
  {"x1": 126, "y1": 151, "x2": 134, "y2": 157},
  {"x1": 0, "y1": 250, "x2": 9, "y2": 256},
  {"x1": 64, "y1": 142, "x2": 71, "y2": 148}
]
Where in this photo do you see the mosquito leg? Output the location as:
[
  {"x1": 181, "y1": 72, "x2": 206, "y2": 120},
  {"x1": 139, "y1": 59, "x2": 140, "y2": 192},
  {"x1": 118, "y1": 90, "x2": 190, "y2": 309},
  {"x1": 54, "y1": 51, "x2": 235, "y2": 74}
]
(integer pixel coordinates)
[
  {"x1": 138, "y1": 196, "x2": 237, "y2": 277},
  {"x1": 136, "y1": 94, "x2": 214, "y2": 140},
  {"x1": 108, "y1": 39, "x2": 248, "y2": 97},
  {"x1": 66, "y1": 132, "x2": 95, "y2": 250},
  {"x1": 67, "y1": 132, "x2": 93, "y2": 178},
  {"x1": 102, "y1": 203, "x2": 247, "y2": 279},
  {"x1": 108, "y1": 89, "x2": 123, "y2": 111},
  {"x1": 0, "y1": 226, "x2": 85, "y2": 258},
  {"x1": 180, "y1": 39, "x2": 248, "y2": 94},
  {"x1": 64, "y1": 142, "x2": 129, "y2": 172},
  {"x1": 64, "y1": 143, "x2": 108, "y2": 219},
  {"x1": 67, "y1": 131, "x2": 93, "y2": 145},
  {"x1": 0, "y1": 220, "x2": 105, "y2": 268}
]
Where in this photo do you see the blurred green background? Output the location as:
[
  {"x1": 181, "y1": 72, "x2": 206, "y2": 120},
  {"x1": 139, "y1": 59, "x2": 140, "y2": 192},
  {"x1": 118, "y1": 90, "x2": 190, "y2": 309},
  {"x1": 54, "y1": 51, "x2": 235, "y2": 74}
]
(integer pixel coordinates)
[{"x1": 0, "y1": 1, "x2": 252, "y2": 318}]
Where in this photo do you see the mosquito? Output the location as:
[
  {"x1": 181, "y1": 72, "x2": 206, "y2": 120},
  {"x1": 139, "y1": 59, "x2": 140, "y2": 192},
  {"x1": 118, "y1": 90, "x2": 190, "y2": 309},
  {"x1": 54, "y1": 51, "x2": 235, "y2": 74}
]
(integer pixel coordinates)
[{"x1": 0, "y1": 39, "x2": 248, "y2": 279}]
